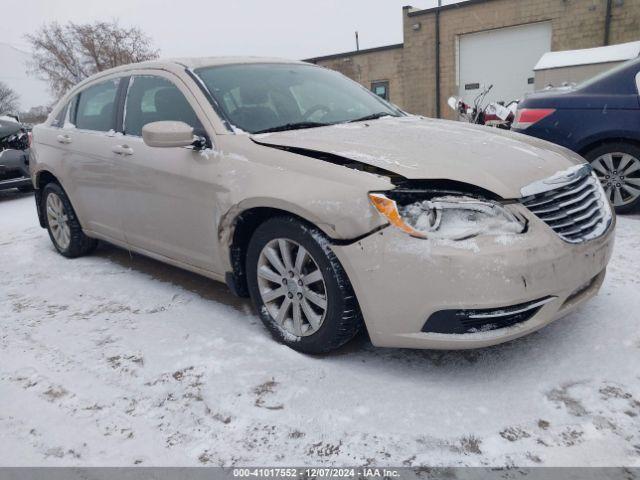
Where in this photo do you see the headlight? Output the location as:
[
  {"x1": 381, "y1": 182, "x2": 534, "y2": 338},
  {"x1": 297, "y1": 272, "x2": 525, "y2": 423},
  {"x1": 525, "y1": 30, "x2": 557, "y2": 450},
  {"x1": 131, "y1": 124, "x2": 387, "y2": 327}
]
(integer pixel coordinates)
[{"x1": 369, "y1": 193, "x2": 525, "y2": 240}]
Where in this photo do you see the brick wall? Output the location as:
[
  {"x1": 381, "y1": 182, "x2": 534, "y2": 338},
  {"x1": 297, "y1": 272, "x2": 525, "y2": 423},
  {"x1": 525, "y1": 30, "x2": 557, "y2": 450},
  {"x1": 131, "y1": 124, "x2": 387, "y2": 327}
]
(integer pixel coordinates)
[
  {"x1": 407, "y1": 0, "x2": 640, "y2": 118},
  {"x1": 311, "y1": 0, "x2": 640, "y2": 118},
  {"x1": 308, "y1": 45, "x2": 405, "y2": 107}
]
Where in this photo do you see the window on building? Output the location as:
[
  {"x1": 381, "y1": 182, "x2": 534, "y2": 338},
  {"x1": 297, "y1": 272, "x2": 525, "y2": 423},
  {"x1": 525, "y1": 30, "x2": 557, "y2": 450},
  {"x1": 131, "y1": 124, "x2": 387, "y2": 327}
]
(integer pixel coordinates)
[{"x1": 371, "y1": 81, "x2": 390, "y2": 101}]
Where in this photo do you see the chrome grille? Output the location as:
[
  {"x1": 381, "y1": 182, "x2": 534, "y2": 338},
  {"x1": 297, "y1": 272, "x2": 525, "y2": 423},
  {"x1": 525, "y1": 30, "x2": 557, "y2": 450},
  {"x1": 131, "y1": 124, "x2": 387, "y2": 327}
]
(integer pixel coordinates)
[{"x1": 521, "y1": 167, "x2": 612, "y2": 244}]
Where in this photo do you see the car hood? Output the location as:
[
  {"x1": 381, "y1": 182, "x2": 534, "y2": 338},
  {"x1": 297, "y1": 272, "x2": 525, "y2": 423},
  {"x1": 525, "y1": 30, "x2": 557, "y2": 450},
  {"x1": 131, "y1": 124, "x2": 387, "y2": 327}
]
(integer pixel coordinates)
[
  {"x1": 251, "y1": 116, "x2": 585, "y2": 199},
  {"x1": 0, "y1": 119, "x2": 22, "y2": 140}
]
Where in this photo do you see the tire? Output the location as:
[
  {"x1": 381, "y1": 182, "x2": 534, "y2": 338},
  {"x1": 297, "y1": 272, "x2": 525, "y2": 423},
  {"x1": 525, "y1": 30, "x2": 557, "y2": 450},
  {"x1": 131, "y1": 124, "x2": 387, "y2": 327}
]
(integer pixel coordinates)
[
  {"x1": 585, "y1": 142, "x2": 640, "y2": 214},
  {"x1": 42, "y1": 182, "x2": 98, "y2": 258},
  {"x1": 246, "y1": 216, "x2": 363, "y2": 354}
]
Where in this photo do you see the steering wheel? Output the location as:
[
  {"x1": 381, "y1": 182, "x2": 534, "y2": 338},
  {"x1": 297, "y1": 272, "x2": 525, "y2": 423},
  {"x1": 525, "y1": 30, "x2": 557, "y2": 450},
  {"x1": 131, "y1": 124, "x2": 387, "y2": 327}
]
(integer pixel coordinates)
[{"x1": 303, "y1": 105, "x2": 331, "y2": 121}]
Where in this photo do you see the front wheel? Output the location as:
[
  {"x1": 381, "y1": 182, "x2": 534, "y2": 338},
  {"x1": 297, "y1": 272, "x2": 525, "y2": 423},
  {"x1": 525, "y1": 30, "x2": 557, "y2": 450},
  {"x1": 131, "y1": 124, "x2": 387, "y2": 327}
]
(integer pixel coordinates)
[
  {"x1": 586, "y1": 142, "x2": 640, "y2": 214},
  {"x1": 246, "y1": 217, "x2": 363, "y2": 354}
]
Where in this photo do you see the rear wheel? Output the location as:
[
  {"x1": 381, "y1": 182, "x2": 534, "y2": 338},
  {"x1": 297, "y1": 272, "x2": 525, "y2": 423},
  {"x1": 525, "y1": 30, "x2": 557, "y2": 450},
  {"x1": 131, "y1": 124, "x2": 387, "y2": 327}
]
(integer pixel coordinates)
[
  {"x1": 43, "y1": 182, "x2": 97, "y2": 258},
  {"x1": 586, "y1": 142, "x2": 640, "y2": 214},
  {"x1": 246, "y1": 216, "x2": 363, "y2": 354}
]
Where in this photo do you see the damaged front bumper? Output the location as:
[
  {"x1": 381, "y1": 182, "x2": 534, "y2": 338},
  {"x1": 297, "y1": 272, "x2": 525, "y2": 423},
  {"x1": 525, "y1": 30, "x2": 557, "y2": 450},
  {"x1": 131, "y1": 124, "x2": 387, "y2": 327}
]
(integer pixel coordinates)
[{"x1": 331, "y1": 204, "x2": 615, "y2": 349}]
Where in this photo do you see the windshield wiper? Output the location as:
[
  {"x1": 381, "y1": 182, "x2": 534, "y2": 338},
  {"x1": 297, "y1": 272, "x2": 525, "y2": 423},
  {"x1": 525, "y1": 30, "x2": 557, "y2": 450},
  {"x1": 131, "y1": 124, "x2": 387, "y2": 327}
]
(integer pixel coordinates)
[
  {"x1": 253, "y1": 122, "x2": 331, "y2": 134},
  {"x1": 348, "y1": 112, "x2": 395, "y2": 123}
]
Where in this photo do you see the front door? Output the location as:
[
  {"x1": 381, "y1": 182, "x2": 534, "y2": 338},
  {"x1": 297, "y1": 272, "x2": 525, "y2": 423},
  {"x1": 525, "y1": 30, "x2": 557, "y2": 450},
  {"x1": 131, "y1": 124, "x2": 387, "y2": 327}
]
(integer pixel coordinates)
[{"x1": 114, "y1": 73, "x2": 220, "y2": 271}]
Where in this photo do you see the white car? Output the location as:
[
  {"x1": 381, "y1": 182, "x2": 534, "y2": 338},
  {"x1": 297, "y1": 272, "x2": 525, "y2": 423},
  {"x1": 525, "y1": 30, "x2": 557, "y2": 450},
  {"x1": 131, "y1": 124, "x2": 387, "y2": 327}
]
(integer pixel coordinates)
[{"x1": 30, "y1": 57, "x2": 615, "y2": 353}]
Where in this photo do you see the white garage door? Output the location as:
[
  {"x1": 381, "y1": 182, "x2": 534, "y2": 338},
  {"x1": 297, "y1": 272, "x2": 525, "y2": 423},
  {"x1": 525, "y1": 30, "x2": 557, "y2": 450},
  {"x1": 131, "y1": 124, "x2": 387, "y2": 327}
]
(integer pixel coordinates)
[{"x1": 457, "y1": 22, "x2": 552, "y2": 106}]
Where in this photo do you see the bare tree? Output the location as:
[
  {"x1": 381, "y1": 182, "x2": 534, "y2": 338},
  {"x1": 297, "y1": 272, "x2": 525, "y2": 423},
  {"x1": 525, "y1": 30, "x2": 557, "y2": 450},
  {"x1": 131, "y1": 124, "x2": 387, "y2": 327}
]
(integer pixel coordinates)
[
  {"x1": 0, "y1": 82, "x2": 20, "y2": 114},
  {"x1": 20, "y1": 105, "x2": 52, "y2": 125},
  {"x1": 26, "y1": 20, "x2": 159, "y2": 99}
]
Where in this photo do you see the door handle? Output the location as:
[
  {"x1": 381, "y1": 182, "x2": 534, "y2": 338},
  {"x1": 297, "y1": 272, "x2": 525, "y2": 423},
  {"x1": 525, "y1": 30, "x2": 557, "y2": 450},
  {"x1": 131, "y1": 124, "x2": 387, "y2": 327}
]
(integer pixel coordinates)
[
  {"x1": 112, "y1": 144, "x2": 134, "y2": 156},
  {"x1": 56, "y1": 134, "x2": 72, "y2": 144}
]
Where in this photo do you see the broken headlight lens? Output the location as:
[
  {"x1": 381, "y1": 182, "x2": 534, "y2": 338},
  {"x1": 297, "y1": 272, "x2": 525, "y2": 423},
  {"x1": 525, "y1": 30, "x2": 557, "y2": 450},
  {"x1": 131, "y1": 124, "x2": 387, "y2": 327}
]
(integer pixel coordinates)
[{"x1": 369, "y1": 193, "x2": 525, "y2": 240}]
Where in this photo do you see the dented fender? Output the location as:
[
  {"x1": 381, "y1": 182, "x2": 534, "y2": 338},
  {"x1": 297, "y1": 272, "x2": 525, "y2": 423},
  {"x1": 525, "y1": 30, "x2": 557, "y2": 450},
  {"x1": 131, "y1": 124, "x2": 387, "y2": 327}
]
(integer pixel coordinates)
[{"x1": 211, "y1": 135, "x2": 393, "y2": 273}]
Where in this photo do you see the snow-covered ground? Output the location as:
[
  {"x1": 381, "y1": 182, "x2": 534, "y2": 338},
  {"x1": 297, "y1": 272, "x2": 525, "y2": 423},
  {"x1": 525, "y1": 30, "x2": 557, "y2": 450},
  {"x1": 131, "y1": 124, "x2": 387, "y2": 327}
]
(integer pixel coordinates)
[{"x1": 1, "y1": 191, "x2": 639, "y2": 467}]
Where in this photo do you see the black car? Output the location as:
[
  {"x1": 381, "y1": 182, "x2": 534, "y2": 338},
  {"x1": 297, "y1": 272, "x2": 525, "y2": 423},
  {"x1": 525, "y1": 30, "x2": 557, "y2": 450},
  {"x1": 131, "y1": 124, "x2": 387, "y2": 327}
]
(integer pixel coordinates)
[
  {"x1": 0, "y1": 116, "x2": 32, "y2": 192},
  {"x1": 513, "y1": 57, "x2": 640, "y2": 213}
]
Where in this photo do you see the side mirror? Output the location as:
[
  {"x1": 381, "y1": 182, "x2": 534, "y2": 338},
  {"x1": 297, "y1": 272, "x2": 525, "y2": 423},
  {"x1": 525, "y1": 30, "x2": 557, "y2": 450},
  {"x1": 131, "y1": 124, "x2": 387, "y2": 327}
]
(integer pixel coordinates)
[{"x1": 142, "y1": 121, "x2": 194, "y2": 148}]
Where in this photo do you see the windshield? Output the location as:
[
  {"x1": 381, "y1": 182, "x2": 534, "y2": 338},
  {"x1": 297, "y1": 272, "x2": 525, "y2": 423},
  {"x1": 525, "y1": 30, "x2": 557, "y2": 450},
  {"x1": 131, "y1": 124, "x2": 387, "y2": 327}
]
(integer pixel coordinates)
[{"x1": 194, "y1": 63, "x2": 402, "y2": 134}]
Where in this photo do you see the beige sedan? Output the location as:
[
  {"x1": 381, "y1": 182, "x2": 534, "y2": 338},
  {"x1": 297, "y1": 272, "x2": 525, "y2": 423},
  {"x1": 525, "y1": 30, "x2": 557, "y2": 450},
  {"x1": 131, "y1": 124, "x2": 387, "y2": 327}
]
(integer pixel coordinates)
[{"x1": 30, "y1": 57, "x2": 615, "y2": 353}]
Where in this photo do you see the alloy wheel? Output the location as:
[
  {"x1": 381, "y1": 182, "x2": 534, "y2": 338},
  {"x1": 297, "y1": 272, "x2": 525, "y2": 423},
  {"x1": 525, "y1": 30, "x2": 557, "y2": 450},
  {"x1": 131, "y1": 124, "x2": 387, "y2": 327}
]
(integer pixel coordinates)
[
  {"x1": 257, "y1": 238, "x2": 328, "y2": 337},
  {"x1": 46, "y1": 192, "x2": 71, "y2": 250},
  {"x1": 591, "y1": 152, "x2": 640, "y2": 207}
]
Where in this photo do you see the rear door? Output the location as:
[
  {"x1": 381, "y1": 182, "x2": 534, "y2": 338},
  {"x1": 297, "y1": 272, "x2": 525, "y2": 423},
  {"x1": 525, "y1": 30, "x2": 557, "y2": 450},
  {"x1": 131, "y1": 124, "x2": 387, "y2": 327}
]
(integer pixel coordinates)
[
  {"x1": 113, "y1": 72, "x2": 220, "y2": 270},
  {"x1": 62, "y1": 77, "x2": 127, "y2": 242}
]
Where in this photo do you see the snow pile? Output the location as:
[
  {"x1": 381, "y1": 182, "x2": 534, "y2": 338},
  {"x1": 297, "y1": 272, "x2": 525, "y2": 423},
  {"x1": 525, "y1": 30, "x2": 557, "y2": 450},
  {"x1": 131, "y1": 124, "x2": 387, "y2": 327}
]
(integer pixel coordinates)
[{"x1": 1, "y1": 193, "x2": 639, "y2": 467}]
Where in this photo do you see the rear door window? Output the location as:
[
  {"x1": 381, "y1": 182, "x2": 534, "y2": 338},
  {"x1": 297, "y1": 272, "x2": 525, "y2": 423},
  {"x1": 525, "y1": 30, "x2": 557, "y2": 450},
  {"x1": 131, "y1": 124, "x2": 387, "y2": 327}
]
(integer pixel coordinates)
[
  {"x1": 51, "y1": 104, "x2": 68, "y2": 128},
  {"x1": 124, "y1": 75, "x2": 204, "y2": 137},
  {"x1": 75, "y1": 79, "x2": 119, "y2": 132}
]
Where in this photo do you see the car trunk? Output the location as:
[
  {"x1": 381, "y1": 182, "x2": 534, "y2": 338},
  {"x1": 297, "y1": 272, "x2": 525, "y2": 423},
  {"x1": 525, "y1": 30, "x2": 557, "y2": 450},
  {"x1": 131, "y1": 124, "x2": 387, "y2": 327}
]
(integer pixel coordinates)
[{"x1": 520, "y1": 90, "x2": 640, "y2": 110}]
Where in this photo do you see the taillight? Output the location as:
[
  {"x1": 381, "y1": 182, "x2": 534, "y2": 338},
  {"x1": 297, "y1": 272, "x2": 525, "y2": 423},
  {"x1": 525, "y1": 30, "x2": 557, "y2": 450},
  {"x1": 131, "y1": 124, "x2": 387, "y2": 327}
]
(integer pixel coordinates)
[
  {"x1": 513, "y1": 108, "x2": 555, "y2": 129},
  {"x1": 28, "y1": 131, "x2": 33, "y2": 147}
]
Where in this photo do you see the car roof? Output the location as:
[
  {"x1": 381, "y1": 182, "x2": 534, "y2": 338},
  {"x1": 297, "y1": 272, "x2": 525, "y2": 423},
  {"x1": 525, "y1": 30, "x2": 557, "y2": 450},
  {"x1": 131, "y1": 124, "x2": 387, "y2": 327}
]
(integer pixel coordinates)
[
  {"x1": 67, "y1": 56, "x2": 312, "y2": 94},
  {"x1": 168, "y1": 56, "x2": 309, "y2": 69},
  {"x1": 96, "y1": 56, "x2": 308, "y2": 75}
]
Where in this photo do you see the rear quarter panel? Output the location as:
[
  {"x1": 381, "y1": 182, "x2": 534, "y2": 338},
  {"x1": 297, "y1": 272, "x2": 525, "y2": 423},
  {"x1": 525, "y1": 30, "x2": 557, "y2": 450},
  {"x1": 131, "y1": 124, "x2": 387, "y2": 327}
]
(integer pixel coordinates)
[
  {"x1": 516, "y1": 107, "x2": 640, "y2": 153},
  {"x1": 31, "y1": 123, "x2": 85, "y2": 223},
  {"x1": 515, "y1": 90, "x2": 640, "y2": 153},
  {"x1": 31, "y1": 124, "x2": 70, "y2": 189}
]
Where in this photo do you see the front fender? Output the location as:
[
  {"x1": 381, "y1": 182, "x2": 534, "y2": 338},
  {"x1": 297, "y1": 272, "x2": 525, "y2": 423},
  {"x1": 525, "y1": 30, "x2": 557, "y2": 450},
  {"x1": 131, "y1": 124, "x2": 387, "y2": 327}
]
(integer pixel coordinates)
[
  {"x1": 219, "y1": 196, "x2": 346, "y2": 241},
  {"x1": 216, "y1": 194, "x2": 388, "y2": 272},
  {"x1": 211, "y1": 135, "x2": 394, "y2": 272},
  {"x1": 576, "y1": 128, "x2": 640, "y2": 155}
]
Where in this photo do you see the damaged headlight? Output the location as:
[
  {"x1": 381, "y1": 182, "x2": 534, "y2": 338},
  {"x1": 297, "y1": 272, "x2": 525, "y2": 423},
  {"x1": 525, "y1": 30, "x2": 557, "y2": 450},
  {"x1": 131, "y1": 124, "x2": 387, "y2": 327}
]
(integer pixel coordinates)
[{"x1": 369, "y1": 193, "x2": 526, "y2": 240}]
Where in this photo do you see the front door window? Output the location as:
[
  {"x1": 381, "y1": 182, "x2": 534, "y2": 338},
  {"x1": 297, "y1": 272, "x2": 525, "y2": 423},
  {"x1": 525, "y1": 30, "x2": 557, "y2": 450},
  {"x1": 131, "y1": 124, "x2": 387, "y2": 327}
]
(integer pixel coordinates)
[{"x1": 124, "y1": 75, "x2": 205, "y2": 137}]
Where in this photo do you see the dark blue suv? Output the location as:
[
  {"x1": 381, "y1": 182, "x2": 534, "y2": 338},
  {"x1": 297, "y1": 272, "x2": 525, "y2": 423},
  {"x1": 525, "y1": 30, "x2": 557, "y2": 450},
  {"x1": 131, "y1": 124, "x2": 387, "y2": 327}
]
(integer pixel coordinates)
[{"x1": 513, "y1": 57, "x2": 640, "y2": 213}]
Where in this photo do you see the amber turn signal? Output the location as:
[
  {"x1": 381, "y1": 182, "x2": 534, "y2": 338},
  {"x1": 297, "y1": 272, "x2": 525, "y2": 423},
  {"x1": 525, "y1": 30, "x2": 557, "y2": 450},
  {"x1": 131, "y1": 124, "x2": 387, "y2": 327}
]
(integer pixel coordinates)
[{"x1": 368, "y1": 193, "x2": 427, "y2": 238}]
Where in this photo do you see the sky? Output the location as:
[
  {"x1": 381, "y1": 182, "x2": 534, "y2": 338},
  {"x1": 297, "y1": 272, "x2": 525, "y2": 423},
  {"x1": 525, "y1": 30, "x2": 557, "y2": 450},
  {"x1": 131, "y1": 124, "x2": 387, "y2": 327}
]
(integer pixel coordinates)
[
  {"x1": 1, "y1": 0, "x2": 464, "y2": 110},
  {"x1": 0, "y1": 0, "x2": 453, "y2": 60}
]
